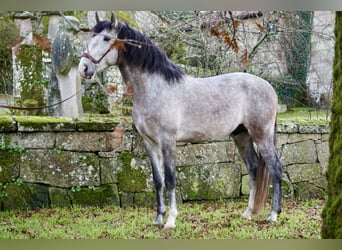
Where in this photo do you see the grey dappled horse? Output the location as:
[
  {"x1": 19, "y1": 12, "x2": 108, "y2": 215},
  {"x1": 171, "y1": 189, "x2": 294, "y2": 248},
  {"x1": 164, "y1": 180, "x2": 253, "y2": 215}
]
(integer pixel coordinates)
[{"x1": 78, "y1": 13, "x2": 282, "y2": 229}]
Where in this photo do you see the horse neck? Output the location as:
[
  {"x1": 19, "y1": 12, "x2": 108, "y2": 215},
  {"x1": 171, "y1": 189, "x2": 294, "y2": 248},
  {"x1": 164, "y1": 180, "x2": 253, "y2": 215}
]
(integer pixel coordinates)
[{"x1": 118, "y1": 64, "x2": 154, "y2": 102}]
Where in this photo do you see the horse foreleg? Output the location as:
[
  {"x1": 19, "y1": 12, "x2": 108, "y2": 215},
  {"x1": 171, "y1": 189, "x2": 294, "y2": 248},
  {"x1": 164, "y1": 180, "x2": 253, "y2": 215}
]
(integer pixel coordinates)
[
  {"x1": 162, "y1": 141, "x2": 178, "y2": 229},
  {"x1": 152, "y1": 165, "x2": 166, "y2": 225},
  {"x1": 144, "y1": 141, "x2": 166, "y2": 225},
  {"x1": 163, "y1": 178, "x2": 178, "y2": 229}
]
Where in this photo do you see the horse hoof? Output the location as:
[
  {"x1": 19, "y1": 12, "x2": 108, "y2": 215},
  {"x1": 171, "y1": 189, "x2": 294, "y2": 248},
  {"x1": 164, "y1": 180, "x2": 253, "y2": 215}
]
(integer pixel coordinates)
[
  {"x1": 242, "y1": 209, "x2": 252, "y2": 220},
  {"x1": 153, "y1": 215, "x2": 164, "y2": 225},
  {"x1": 153, "y1": 219, "x2": 163, "y2": 226},
  {"x1": 153, "y1": 221, "x2": 161, "y2": 226},
  {"x1": 266, "y1": 211, "x2": 278, "y2": 223},
  {"x1": 163, "y1": 222, "x2": 176, "y2": 230},
  {"x1": 265, "y1": 218, "x2": 277, "y2": 224}
]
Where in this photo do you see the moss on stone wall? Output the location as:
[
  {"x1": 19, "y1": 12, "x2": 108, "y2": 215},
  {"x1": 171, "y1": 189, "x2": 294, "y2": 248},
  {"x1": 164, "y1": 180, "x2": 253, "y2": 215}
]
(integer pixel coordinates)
[
  {"x1": 70, "y1": 184, "x2": 120, "y2": 207},
  {"x1": 0, "y1": 115, "x2": 330, "y2": 211},
  {"x1": 16, "y1": 116, "x2": 74, "y2": 131},
  {"x1": 117, "y1": 152, "x2": 147, "y2": 192},
  {"x1": 0, "y1": 116, "x2": 16, "y2": 131},
  {"x1": 1, "y1": 183, "x2": 49, "y2": 210},
  {"x1": 0, "y1": 151, "x2": 20, "y2": 183}
]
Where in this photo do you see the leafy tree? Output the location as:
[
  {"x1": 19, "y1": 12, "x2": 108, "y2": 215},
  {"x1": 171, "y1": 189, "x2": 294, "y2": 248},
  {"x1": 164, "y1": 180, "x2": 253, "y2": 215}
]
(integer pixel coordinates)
[
  {"x1": 282, "y1": 11, "x2": 314, "y2": 106},
  {"x1": 321, "y1": 11, "x2": 342, "y2": 239}
]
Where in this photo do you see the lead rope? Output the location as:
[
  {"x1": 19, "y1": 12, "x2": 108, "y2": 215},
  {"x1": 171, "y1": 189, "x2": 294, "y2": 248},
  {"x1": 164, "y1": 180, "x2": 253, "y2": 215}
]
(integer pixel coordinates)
[{"x1": 0, "y1": 84, "x2": 88, "y2": 111}]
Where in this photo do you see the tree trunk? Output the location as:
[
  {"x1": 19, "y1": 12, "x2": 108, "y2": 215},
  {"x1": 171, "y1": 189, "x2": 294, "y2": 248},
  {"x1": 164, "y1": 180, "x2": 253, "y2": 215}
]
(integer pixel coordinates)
[
  {"x1": 284, "y1": 11, "x2": 313, "y2": 106},
  {"x1": 321, "y1": 11, "x2": 342, "y2": 239}
]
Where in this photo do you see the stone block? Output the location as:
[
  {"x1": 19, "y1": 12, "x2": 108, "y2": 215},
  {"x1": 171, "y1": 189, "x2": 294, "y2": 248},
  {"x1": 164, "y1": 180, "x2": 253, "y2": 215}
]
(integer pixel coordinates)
[
  {"x1": 70, "y1": 184, "x2": 120, "y2": 207},
  {"x1": 311, "y1": 176, "x2": 328, "y2": 190},
  {"x1": 176, "y1": 141, "x2": 237, "y2": 166},
  {"x1": 8, "y1": 132, "x2": 56, "y2": 149},
  {"x1": 129, "y1": 156, "x2": 153, "y2": 190},
  {"x1": 100, "y1": 157, "x2": 121, "y2": 184},
  {"x1": 49, "y1": 187, "x2": 72, "y2": 207},
  {"x1": 0, "y1": 151, "x2": 20, "y2": 182},
  {"x1": 56, "y1": 132, "x2": 116, "y2": 152},
  {"x1": 281, "y1": 140, "x2": 317, "y2": 165},
  {"x1": 134, "y1": 192, "x2": 156, "y2": 207},
  {"x1": 241, "y1": 175, "x2": 250, "y2": 196},
  {"x1": 117, "y1": 163, "x2": 147, "y2": 193},
  {"x1": 96, "y1": 124, "x2": 135, "y2": 156},
  {"x1": 294, "y1": 181, "x2": 326, "y2": 199},
  {"x1": 20, "y1": 149, "x2": 100, "y2": 187},
  {"x1": 240, "y1": 163, "x2": 249, "y2": 175},
  {"x1": 1, "y1": 183, "x2": 49, "y2": 210},
  {"x1": 120, "y1": 192, "x2": 134, "y2": 207},
  {"x1": 286, "y1": 163, "x2": 322, "y2": 183},
  {"x1": 317, "y1": 141, "x2": 329, "y2": 175},
  {"x1": 322, "y1": 133, "x2": 329, "y2": 141},
  {"x1": 281, "y1": 174, "x2": 295, "y2": 199},
  {"x1": 275, "y1": 133, "x2": 288, "y2": 149},
  {"x1": 287, "y1": 133, "x2": 321, "y2": 144},
  {"x1": 178, "y1": 163, "x2": 241, "y2": 201},
  {"x1": 116, "y1": 152, "x2": 152, "y2": 193}
]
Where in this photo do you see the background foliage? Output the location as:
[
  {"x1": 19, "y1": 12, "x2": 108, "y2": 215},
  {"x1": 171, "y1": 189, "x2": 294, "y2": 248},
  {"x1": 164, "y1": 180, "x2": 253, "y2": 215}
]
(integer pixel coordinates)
[{"x1": 0, "y1": 17, "x2": 19, "y2": 94}]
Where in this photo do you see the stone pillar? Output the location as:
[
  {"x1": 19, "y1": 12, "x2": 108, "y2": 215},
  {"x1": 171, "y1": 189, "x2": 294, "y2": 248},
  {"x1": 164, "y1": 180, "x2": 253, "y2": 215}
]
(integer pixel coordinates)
[
  {"x1": 50, "y1": 15, "x2": 84, "y2": 118},
  {"x1": 47, "y1": 15, "x2": 62, "y2": 116}
]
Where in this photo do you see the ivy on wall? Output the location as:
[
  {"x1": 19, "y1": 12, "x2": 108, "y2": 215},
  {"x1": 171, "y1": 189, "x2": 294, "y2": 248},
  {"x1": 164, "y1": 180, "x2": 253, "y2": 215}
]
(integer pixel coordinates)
[{"x1": 16, "y1": 45, "x2": 48, "y2": 114}]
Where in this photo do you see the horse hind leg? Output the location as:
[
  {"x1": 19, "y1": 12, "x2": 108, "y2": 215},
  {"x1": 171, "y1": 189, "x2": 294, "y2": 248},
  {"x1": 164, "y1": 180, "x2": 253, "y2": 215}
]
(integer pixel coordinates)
[
  {"x1": 232, "y1": 128, "x2": 260, "y2": 220},
  {"x1": 255, "y1": 137, "x2": 282, "y2": 223}
]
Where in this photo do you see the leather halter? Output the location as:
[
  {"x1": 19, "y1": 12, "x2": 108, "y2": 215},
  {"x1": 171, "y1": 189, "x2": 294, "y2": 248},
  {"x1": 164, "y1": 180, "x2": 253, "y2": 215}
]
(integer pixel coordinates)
[{"x1": 81, "y1": 47, "x2": 112, "y2": 65}]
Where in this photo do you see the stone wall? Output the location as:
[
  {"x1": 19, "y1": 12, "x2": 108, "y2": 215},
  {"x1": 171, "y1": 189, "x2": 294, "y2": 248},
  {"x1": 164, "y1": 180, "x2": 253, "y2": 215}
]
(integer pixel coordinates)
[{"x1": 0, "y1": 116, "x2": 329, "y2": 211}]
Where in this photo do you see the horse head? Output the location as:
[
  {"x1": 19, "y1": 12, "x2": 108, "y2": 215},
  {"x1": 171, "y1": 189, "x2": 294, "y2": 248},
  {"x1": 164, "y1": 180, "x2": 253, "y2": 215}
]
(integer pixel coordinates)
[{"x1": 78, "y1": 12, "x2": 120, "y2": 79}]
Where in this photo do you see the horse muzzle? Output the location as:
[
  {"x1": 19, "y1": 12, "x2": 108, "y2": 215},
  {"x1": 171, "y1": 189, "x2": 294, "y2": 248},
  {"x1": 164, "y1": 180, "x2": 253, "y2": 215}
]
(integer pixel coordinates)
[{"x1": 78, "y1": 57, "x2": 96, "y2": 79}]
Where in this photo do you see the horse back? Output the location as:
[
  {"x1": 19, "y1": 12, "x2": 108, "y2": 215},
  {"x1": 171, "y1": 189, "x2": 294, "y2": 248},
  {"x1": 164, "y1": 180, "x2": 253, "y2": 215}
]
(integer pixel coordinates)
[{"x1": 175, "y1": 72, "x2": 278, "y2": 142}]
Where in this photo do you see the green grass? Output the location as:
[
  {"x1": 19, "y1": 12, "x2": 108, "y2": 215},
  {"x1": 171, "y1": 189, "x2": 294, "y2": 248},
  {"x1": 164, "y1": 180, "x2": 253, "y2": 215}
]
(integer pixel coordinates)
[
  {"x1": 277, "y1": 107, "x2": 330, "y2": 126},
  {"x1": 0, "y1": 198, "x2": 323, "y2": 239}
]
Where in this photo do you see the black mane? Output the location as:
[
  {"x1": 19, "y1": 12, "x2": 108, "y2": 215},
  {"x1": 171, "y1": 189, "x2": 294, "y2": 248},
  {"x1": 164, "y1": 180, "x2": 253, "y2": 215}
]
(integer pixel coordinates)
[{"x1": 92, "y1": 21, "x2": 184, "y2": 83}]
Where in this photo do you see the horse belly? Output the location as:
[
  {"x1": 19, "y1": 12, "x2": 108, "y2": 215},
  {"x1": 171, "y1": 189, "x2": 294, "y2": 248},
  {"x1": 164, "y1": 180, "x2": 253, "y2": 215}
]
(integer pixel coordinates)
[{"x1": 176, "y1": 115, "x2": 240, "y2": 143}]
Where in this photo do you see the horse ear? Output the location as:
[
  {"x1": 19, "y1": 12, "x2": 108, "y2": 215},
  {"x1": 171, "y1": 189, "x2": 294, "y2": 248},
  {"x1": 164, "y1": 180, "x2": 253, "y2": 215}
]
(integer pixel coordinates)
[
  {"x1": 95, "y1": 11, "x2": 101, "y2": 24},
  {"x1": 110, "y1": 12, "x2": 117, "y2": 28}
]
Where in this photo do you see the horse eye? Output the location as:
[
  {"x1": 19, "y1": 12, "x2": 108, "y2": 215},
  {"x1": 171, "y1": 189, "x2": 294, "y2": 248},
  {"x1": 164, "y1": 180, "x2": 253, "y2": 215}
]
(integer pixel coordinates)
[{"x1": 103, "y1": 36, "x2": 111, "y2": 42}]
